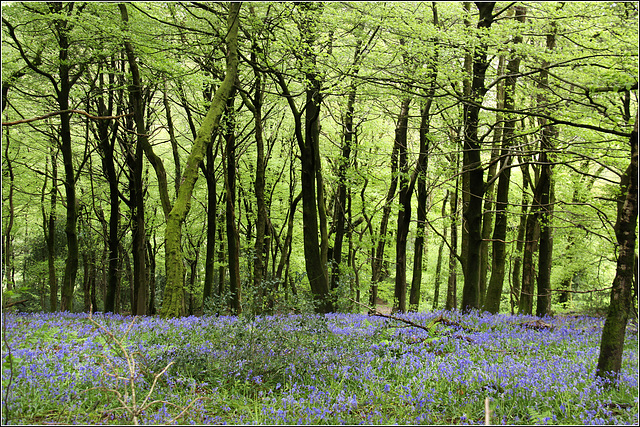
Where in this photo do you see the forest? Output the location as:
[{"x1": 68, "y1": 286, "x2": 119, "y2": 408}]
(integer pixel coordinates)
[{"x1": 1, "y1": 1, "x2": 639, "y2": 424}]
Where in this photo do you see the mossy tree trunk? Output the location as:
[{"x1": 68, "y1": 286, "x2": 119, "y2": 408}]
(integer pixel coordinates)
[{"x1": 160, "y1": 2, "x2": 241, "y2": 318}]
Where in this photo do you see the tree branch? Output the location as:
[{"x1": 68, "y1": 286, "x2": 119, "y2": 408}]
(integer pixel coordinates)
[{"x1": 2, "y1": 109, "x2": 132, "y2": 126}]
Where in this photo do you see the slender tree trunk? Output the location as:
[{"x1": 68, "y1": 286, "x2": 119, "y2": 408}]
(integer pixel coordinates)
[
  {"x1": 483, "y1": 6, "x2": 525, "y2": 313},
  {"x1": 371, "y1": 140, "x2": 400, "y2": 306},
  {"x1": 394, "y1": 96, "x2": 412, "y2": 313},
  {"x1": 202, "y1": 136, "x2": 219, "y2": 305},
  {"x1": 147, "y1": 237, "x2": 157, "y2": 315},
  {"x1": 217, "y1": 209, "x2": 226, "y2": 301},
  {"x1": 409, "y1": 23, "x2": 438, "y2": 310},
  {"x1": 596, "y1": 119, "x2": 638, "y2": 382},
  {"x1": 535, "y1": 21, "x2": 558, "y2": 318},
  {"x1": 3, "y1": 129, "x2": 16, "y2": 294},
  {"x1": 460, "y1": 2, "x2": 496, "y2": 312},
  {"x1": 519, "y1": 187, "x2": 542, "y2": 315},
  {"x1": 224, "y1": 95, "x2": 242, "y2": 315},
  {"x1": 276, "y1": 192, "x2": 302, "y2": 282},
  {"x1": 479, "y1": 55, "x2": 505, "y2": 307},
  {"x1": 446, "y1": 151, "x2": 461, "y2": 311},
  {"x1": 46, "y1": 145, "x2": 58, "y2": 311},
  {"x1": 119, "y1": 4, "x2": 150, "y2": 316},
  {"x1": 432, "y1": 192, "x2": 448, "y2": 310},
  {"x1": 96, "y1": 69, "x2": 120, "y2": 314}
]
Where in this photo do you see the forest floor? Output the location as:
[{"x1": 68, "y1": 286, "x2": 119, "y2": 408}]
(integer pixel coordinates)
[
  {"x1": 375, "y1": 297, "x2": 393, "y2": 314},
  {"x1": 2, "y1": 310, "x2": 638, "y2": 425}
]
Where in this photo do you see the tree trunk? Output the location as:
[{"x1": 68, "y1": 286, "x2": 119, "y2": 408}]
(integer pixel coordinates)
[
  {"x1": 96, "y1": 68, "x2": 120, "y2": 314},
  {"x1": 371, "y1": 139, "x2": 400, "y2": 306},
  {"x1": 3, "y1": 128, "x2": 16, "y2": 294},
  {"x1": 146, "y1": 237, "x2": 157, "y2": 315},
  {"x1": 460, "y1": 2, "x2": 496, "y2": 312},
  {"x1": 409, "y1": 9, "x2": 439, "y2": 310},
  {"x1": 535, "y1": 21, "x2": 558, "y2": 318},
  {"x1": 596, "y1": 119, "x2": 638, "y2": 382},
  {"x1": 479, "y1": 54, "x2": 505, "y2": 308},
  {"x1": 56, "y1": 12, "x2": 78, "y2": 312},
  {"x1": 202, "y1": 135, "x2": 218, "y2": 306},
  {"x1": 432, "y1": 192, "x2": 448, "y2": 310},
  {"x1": 45, "y1": 145, "x2": 58, "y2": 311},
  {"x1": 394, "y1": 96, "x2": 412, "y2": 313},
  {"x1": 483, "y1": 6, "x2": 525, "y2": 313},
  {"x1": 224, "y1": 94, "x2": 242, "y2": 315},
  {"x1": 519, "y1": 187, "x2": 542, "y2": 315},
  {"x1": 292, "y1": 3, "x2": 333, "y2": 313},
  {"x1": 159, "y1": 3, "x2": 241, "y2": 317},
  {"x1": 446, "y1": 169, "x2": 460, "y2": 311}
]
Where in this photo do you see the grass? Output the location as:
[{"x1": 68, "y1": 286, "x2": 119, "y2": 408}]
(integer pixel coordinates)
[{"x1": 1, "y1": 309, "x2": 638, "y2": 425}]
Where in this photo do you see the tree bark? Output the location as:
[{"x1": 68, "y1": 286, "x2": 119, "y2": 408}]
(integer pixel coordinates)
[
  {"x1": 331, "y1": 35, "x2": 362, "y2": 293},
  {"x1": 409, "y1": 5, "x2": 438, "y2": 310},
  {"x1": 159, "y1": 3, "x2": 241, "y2": 317},
  {"x1": 202, "y1": 135, "x2": 218, "y2": 306},
  {"x1": 371, "y1": 139, "x2": 400, "y2": 306},
  {"x1": 446, "y1": 167, "x2": 460, "y2": 311},
  {"x1": 483, "y1": 6, "x2": 525, "y2": 314},
  {"x1": 53, "y1": 3, "x2": 79, "y2": 312},
  {"x1": 96, "y1": 66, "x2": 120, "y2": 314},
  {"x1": 393, "y1": 96, "x2": 412, "y2": 313},
  {"x1": 46, "y1": 146, "x2": 58, "y2": 311},
  {"x1": 596, "y1": 119, "x2": 638, "y2": 382},
  {"x1": 119, "y1": 4, "x2": 149, "y2": 316},
  {"x1": 285, "y1": 2, "x2": 333, "y2": 313},
  {"x1": 432, "y1": 192, "x2": 449, "y2": 310},
  {"x1": 479, "y1": 54, "x2": 505, "y2": 308},
  {"x1": 535, "y1": 21, "x2": 558, "y2": 318},
  {"x1": 224, "y1": 95, "x2": 242, "y2": 315},
  {"x1": 460, "y1": 2, "x2": 496, "y2": 312}
]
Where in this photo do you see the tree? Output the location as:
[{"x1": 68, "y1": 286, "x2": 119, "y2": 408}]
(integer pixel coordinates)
[
  {"x1": 596, "y1": 115, "x2": 638, "y2": 382},
  {"x1": 160, "y1": 2, "x2": 241, "y2": 318},
  {"x1": 483, "y1": 5, "x2": 526, "y2": 314}
]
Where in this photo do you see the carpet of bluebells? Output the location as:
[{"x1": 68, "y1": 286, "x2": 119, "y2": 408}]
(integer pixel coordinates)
[{"x1": 1, "y1": 310, "x2": 638, "y2": 425}]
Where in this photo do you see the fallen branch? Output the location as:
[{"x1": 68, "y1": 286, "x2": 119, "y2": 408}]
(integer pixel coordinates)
[
  {"x1": 519, "y1": 319, "x2": 554, "y2": 330},
  {"x1": 2, "y1": 299, "x2": 27, "y2": 309}
]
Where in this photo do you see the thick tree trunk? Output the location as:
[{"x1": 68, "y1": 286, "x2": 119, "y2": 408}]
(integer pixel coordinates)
[
  {"x1": 460, "y1": 2, "x2": 495, "y2": 312},
  {"x1": 596, "y1": 121, "x2": 638, "y2": 381}
]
